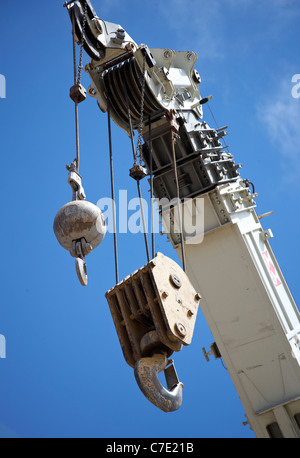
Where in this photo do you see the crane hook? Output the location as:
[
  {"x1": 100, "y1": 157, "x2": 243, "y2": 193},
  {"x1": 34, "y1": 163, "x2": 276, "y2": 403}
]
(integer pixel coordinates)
[{"x1": 134, "y1": 352, "x2": 183, "y2": 413}]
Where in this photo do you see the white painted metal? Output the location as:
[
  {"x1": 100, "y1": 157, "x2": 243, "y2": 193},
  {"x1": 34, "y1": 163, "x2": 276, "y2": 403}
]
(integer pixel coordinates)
[{"x1": 167, "y1": 182, "x2": 300, "y2": 437}]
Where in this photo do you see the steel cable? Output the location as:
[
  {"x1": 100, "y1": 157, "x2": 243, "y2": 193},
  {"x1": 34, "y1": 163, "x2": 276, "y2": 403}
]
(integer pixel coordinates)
[
  {"x1": 171, "y1": 131, "x2": 186, "y2": 272},
  {"x1": 123, "y1": 83, "x2": 150, "y2": 263},
  {"x1": 107, "y1": 92, "x2": 119, "y2": 284}
]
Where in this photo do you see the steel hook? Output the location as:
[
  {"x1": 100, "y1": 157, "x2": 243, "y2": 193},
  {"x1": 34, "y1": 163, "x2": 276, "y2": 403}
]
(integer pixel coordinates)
[
  {"x1": 75, "y1": 257, "x2": 88, "y2": 286},
  {"x1": 134, "y1": 352, "x2": 183, "y2": 412}
]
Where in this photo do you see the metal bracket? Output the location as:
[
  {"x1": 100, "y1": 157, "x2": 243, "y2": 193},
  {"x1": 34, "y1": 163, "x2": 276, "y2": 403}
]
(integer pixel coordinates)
[
  {"x1": 202, "y1": 342, "x2": 221, "y2": 362},
  {"x1": 261, "y1": 228, "x2": 274, "y2": 241},
  {"x1": 70, "y1": 238, "x2": 92, "y2": 258},
  {"x1": 164, "y1": 359, "x2": 180, "y2": 390}
]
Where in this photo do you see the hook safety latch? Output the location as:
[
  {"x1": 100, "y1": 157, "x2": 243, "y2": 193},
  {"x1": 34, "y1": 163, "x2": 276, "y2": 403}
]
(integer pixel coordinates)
[{"x1": 134, "y1": 352, "x2": 183, "y2": 413}]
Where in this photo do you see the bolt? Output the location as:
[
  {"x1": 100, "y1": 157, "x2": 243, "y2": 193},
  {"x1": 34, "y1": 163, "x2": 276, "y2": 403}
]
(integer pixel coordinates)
[
  {"x1": 175, "y1": 322, "x2": 187, "y2": 337},
  {"x1": 169, "y1": 273, "x2": 182, "y2": 288},
  {"x1": 176, "y1": 294, "x2": 182, "y2": 304},
  {"x1": 187, "y1": 309, "x2": 194, "y2": 317},
  {"x1": 195, "y1": 293, "x2": 201, "y2": 301},
  {"x1": 162, "y1": 291, "x2": 169, "y2": 298}
]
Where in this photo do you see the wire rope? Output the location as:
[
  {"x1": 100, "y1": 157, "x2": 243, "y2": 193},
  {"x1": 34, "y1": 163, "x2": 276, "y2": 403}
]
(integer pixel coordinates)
[
  {"x1": 107, "y1": 92, "x2": 119, "y2": 284},
  {"x1": 171, "y1": 131, "x2": 186, "y2": 272},
  {"x1": 148, "y1": 116, "x2": 155, "y2": 259},
  {"x1": 123, "y1": 83, "x2": 150, "y2": 263},
  {"x1": 71, "y1": 14, "x2": 81, "y2": 172}
]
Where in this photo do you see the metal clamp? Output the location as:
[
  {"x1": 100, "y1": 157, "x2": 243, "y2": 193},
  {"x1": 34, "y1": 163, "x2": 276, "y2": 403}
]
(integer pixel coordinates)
[
  {"x1": 134, "y1": 352, "x2": 183, "y2": 412},
  {"x1": 66, "y1": 161, "x2": 86, "y2": 201},
  {"x1": 202, "y1": 342, "x2": 221, "y2": 362},
  {"x1": 70, "y1": 238, "x2": 92, "y2": 258}
]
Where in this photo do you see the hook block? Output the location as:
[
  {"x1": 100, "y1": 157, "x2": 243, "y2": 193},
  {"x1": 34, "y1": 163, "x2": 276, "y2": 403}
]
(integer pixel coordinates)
[{"x1": 105, "y1": 252, "x2": 200, "y2": 368}]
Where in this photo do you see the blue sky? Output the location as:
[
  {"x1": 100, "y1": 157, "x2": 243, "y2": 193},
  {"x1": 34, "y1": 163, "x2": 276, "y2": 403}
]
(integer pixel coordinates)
[{"x1": 0, "y1": 0, "x2": 299, "y2": 438}]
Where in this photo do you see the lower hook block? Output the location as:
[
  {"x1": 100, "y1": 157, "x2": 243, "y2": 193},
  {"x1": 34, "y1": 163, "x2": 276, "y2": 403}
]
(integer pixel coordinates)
[
  {"x1": 105, "y1": 252, "x2": 200, "y2": 411},
  {"x1": 53, "y1": 200, "x2": 106, "y2": 286},
  {"x1": 134, "y1": 352, "x2": 183, "y2": 413}
]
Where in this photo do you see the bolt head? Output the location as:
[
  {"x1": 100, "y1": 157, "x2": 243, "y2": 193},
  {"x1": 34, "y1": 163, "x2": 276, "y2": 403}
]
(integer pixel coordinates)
[
  {"x1": 193, "y1": 69, "x2": 201, "y2": 84},
  {"x1": 169, "y1": 273, "x2": 182, "y2": 288},
  {"x1": 175, "y1": 322, "x2": 187, "y2": 337},
  {"x1": 175, "y1": 294, "x2": 182, "y2": 304}
]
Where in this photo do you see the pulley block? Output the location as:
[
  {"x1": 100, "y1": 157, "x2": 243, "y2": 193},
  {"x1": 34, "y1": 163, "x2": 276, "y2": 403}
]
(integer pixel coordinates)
[
  {"x1": 105, "y1": 252, "x2": 200, "y2": 411},
  {"x1": 67, "y1": 0, "x2": 105, "y2": 61}
]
